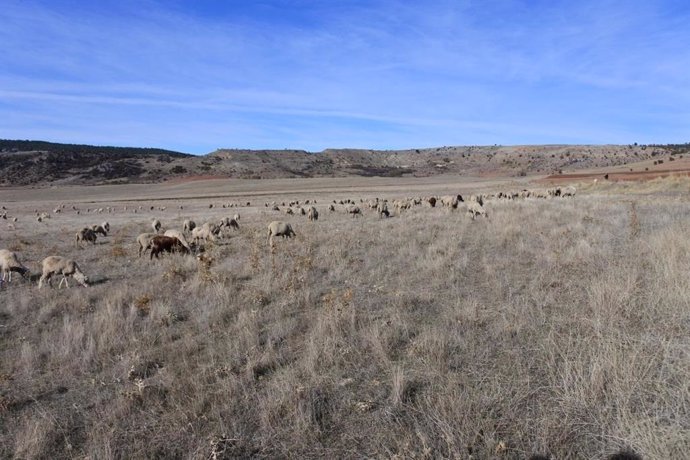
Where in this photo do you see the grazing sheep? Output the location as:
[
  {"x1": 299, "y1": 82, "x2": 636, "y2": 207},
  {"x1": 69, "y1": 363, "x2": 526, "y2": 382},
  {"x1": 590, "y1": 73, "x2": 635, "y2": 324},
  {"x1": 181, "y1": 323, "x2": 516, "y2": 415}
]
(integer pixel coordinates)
[
  {"x1": 267, "y1": 221, "x2": 296, "y2": 245},
  {"x1": 192, "y1": 222, "x2": 222, "y2": 243},
  {"x1": 102, "y1": 221, "x2": 110, "y2": 232},
  {"x1": 285, "y1": 208, "x2": 294, "y2": 215},
  {"x1": 393, "y1": 199, "x2": 410, "y2": 213},
  {"x1": 91, "y1": 224, "x2": 108, "y2": 236},
  {"x1": 440, "y1": 195, "x2": 463, "y2": 209},
  {"x1": 0, "y1": 249, "x2": 30, "y2": 284},
  {"x1": 345, "y1": 205, "x2": 362, "y2": 217},
  {"x1": 469, "y1": 194, "x2": 484, "y2": 206},
  {"x1": 307, "y1": 206, "x2": 319, "y2": 221},
  {"x1": 328, "y1": 204, "x2": 335, "y2": 212},
  {"x1": 152, "y1": 219, "x2": 162, "y2": 233},
  {"x1": 427, "y1": 196, "x2": 437, "y2": 208},
  {"x1": 467, "y1": 201, "x2": 487, "y2": 220},
  {"x1": 163, "y1": 229, "x2": 192, "y2": 252},
  {"x1": 298, "y1": 207, "x2": 306, "y2": 216},
  {"x1": 76, "y1": 227, "x2": 98, "y2": 247},
  {"x1": 233, "y1": 213, "x2": 240, "y2": 221},
  {"x1": 149, "y1": 235, "x2": 189, "y2": 259},
  {"x1": 136, "y1": 232, "x2": 158, "y2": 257},
  {"x1": 219, "y1": 217, "x2": 240, "y2": 230},
  {"x1": 38, "y1": 256, "x2": 89, "y2": 289},
  {"x1": 183, "y1": 219, "x2": 196, "y2": 232},
  {"x1": 377, "y1": 202, "x2": 390, "y2": 218},
  {"x1": 272, "y1": 205, "x2": 280, "y2": 211},
  {"x1": 561, "y1": 186, "x2": 576, "y2": 197}
]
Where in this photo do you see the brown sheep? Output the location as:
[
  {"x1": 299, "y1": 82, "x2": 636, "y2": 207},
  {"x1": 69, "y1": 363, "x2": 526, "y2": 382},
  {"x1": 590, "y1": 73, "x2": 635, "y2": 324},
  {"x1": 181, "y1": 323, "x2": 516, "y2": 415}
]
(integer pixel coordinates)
[
  {"x1": 149, "y1": 236, "x2": 189, "y2": 259},
  {"x1": 76, "y1": 227, "x2": 98, "y2": 247}
]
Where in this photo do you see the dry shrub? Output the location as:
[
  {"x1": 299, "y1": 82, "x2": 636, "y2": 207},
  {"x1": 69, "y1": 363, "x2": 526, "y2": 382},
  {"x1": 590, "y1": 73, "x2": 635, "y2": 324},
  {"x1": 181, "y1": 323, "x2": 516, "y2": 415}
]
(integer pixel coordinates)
[
  {"x1": 133, "y1": 294, "x2": 152, "y2": 316},
  {"x1": 110, "y1": 244, "x2": 127, "y2": 258}
]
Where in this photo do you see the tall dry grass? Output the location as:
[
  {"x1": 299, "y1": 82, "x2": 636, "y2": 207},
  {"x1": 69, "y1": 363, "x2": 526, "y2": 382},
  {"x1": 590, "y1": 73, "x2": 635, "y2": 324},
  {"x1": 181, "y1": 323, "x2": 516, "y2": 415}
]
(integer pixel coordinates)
[{"x1": 1, "y1": 186, "x2": 689, "y2": 458}]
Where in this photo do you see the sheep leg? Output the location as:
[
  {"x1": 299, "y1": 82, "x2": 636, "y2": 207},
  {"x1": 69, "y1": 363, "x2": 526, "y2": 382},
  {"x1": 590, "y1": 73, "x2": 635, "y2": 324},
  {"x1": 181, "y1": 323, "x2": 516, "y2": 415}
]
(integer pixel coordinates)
[
  {"x1": 61, "y1": 276, "x2": 70, "y2": 288},
  {"x1": 39, "y1": 274, "x2": 50, "y2": 289}
]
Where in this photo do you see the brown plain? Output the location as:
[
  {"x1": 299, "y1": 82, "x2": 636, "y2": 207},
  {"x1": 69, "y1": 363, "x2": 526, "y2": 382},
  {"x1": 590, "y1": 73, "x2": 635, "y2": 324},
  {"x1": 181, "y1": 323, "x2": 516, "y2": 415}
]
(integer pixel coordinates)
[{"x1": 1, "y1": 171, "x2": 689, "y2": 459}]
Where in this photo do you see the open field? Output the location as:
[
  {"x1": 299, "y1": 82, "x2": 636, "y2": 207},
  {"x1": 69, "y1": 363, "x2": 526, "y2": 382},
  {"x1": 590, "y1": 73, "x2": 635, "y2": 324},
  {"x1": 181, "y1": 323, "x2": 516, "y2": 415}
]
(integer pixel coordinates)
[{"x1": 1, "y1": 175, "x2": 690, "y2": 458}]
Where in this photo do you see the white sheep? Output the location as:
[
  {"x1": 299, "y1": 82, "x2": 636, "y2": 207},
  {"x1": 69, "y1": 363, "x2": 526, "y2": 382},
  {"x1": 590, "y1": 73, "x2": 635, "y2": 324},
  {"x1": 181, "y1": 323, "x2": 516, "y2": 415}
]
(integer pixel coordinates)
[
  {"x1": 267, "y1": 221, "x2": 296, "y2": 246},
  {"x1": 377, "y1": 202, "x2": 390, "y2": 218},
  {"x1": 136, "y1": 233, "x2": 158, "y2": 257},
  {"x1": 467, "y1": 201, "x2": 487, "y2": 220},
  {"x1": 345, "y1": 205, "x2": 362, "y2": 217},
  {"x1": 192, "y1": 222, "x2": 222, "y2": 243},
  {"x1": 219, "y1": 217, "x2": 240, "y2": 230},
  {"x1": 183, "y1": 219, "x2": 196, "y2": 232},
  {"x1": 561, "y1": 186, "x2": 576, "y2": 197},
  {"x1": 233, "y1": 213, "x2": 240, "y2": 221},
  {"x1": 0, "y1": 249, "x2": 30, "y2": 284},
  {"x1": 440, "y1": 195, "x2": 462, "y2": 209},
  {"x1": 307, "y1": 206, "x2": 319, "y2": 221},
  {"x1": 91, "y1": 224, "x2": 108, "y2": 236},
  {"x1": 38, "y1": 256, "x2": 89, "y2": 289}
]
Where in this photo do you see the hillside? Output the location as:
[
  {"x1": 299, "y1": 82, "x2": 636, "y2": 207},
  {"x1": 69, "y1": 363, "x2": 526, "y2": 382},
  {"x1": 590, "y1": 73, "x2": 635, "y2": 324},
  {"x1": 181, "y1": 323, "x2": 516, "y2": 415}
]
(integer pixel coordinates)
[{"x1": 1, "y1": 139, "x2": 688, "y2": 186}]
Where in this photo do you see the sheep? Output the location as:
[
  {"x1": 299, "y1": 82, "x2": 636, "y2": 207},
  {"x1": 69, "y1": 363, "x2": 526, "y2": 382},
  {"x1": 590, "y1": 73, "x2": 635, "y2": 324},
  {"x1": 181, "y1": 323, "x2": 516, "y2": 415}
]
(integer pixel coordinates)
[
  {"x1": 561, "y1": 186, "x2": 576, "y2": 197},
  {"x1": 393, "y1": 199, "x2": 411, "y2": 213},
  {"x1": 38, "y1": 256, "x2": 89, "y2": 289},
  {"x1": 219, "y1": 217, "x2": 240, "y2": 230},
  {"x1": 149, "y1": 236, "x2": 189, "y2": 259},
  {"x1": 285, "y1": 208, "x2": 294, "y2": 215},
  {"x1": 183, "y1": 219, "x2": 196, "y2": 232},
  {"x1": 267, "y1": 221, "x2": 296, "y2": 245},
  {"x1": 91, "y1": 224, "x2": 108, "y2": 236},
  {"x1": 102, "y1": 221, "x2": 110, "y2": 233},
  {"x1": 233, "y1": 213, "x2": 240, "y2": 221},
  {"x1": 192, "y1": 222, "x2": 222, "y2": 243},
  {"x1": 152, "y1": 219, "x2": 162, "y2": 233},
  {"x1": 345, "y1": 205, "x2": 362, "y2": 217},
  {"x1": 163, "y1": 229, "x2": 192, "y2": 252},
  {"x1": 427, "y1": 196, "x2": 437, "y2": 208},
  {"x1": 377, "y1": 202, "x2": 390, "y2": 218},
  {"x1": 469, "y1": 194, "x2": 484, "y2": 206},
  {"x1": 440, "y1": 195, "x2": 463, "y2": 209},
  {"x1": 76, "y1": 227, "x2": 98, "y2": 247},
  {"x1": 307, "y1": 206, "x2": 319, "y2": 221},
  {"x1": 328, "y1": 204, "x2": 335, "y2": 212},
  {"x1": 136, "y1": 232, "x2": 158, "y2": 257},
  {"x1": 0, "y1": 249, "x2": 30, "y2": 284},
  {"x1": 467, "y1": 201, "x2": 488, "y2": 220}
]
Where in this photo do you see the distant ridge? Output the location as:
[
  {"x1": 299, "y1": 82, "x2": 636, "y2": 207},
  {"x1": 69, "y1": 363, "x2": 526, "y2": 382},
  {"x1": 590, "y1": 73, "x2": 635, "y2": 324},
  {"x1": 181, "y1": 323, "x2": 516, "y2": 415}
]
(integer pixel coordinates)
[{"x1": 0, "y1": 139, "x2": 687, "y2": 186}]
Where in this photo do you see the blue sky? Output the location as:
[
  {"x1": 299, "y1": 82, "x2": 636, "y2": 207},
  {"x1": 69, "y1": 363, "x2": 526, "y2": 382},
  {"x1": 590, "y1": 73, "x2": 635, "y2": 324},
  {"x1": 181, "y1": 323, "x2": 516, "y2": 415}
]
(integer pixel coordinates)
[{"x1": 1, "y1": 0, "x2": 688, "y2": 154}]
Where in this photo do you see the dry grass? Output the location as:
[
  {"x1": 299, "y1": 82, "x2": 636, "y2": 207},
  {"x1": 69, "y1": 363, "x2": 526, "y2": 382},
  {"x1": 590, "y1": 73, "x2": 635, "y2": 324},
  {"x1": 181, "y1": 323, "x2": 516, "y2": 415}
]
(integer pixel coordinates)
[{"x1": 1, "y1": 179, "x2": 690, "y2": 458}]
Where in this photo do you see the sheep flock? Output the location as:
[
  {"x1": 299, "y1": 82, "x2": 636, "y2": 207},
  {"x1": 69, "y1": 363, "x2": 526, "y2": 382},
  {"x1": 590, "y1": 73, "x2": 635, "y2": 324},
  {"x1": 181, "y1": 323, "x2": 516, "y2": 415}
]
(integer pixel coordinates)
[{"x1": 0, "y1": 185, "x2": 575, "y2": 291}]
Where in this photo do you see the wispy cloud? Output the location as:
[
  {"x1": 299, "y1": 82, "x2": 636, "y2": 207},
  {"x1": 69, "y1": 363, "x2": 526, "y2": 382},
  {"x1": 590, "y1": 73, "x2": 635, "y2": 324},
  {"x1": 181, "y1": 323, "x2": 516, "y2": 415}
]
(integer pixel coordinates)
[{"x1": 1, "y1": 0, "x2": 688, "y2": 152}]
